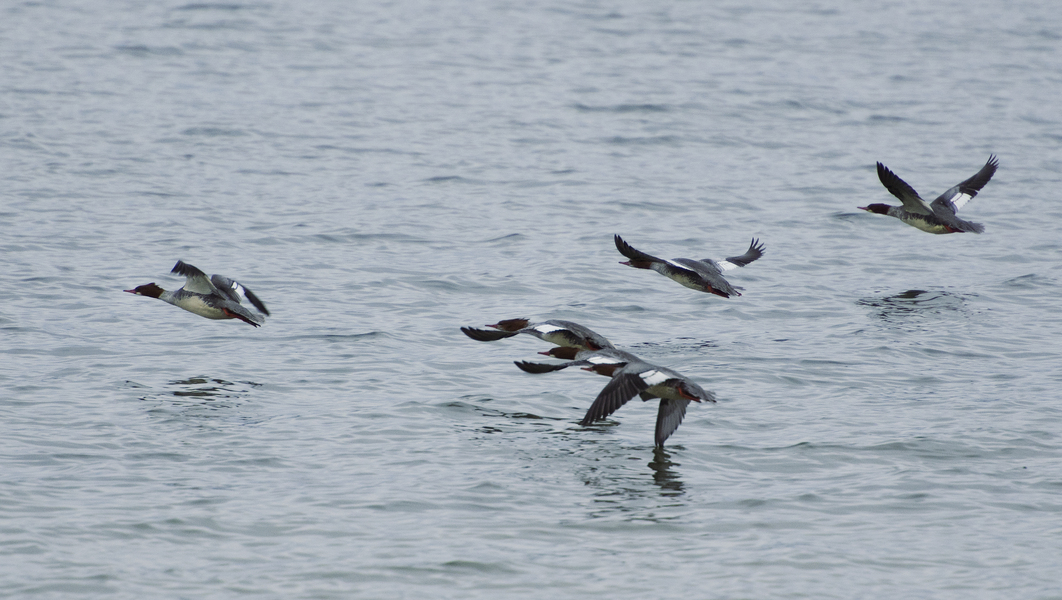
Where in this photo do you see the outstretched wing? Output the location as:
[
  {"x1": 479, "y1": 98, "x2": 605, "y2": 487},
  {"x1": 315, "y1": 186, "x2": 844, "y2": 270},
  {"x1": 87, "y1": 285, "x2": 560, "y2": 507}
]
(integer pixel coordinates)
[
  {"x1": 461, "y1": 326, "x2": 519, "y2": 342},
  {"x1": 211, "y1": 274, "x2": 269, "y2": 315},
  {"x1": 876, "y1": 162, "x2": 935, "y2": 215},
  {"x1": 615, "y1": 235, "x2": 666, "y2": 264},
  {"x1": 579, "y1": 370, "x2": 648, "y2": 426},
  {"x1": 717, "y1": 238, "x2": 765, "y2": 271},
  {"x1": 514, "y1": 360, "x2": 583, "y2": 374},
  {"x1": 931, "y1": 155, "x2": 998, "y2": 214},
  {"x1": 171, "y1": 260, "x2": 217, "y2": 295},
  {"x1": 654, "y1": 399, "x2": 690, "y2": 447}
]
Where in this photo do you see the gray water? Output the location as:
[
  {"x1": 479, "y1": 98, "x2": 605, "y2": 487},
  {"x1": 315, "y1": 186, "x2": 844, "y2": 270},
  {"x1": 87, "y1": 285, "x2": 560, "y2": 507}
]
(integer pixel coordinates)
[{"x1": 3, "y1": 0, "x2": 1062, "y2": 598}]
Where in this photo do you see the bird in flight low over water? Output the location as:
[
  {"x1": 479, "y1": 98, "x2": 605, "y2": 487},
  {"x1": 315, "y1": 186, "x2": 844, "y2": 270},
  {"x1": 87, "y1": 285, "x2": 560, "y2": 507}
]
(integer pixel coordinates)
[
  {"x1": 460, "y1": 318, "x2": 614, "y2": 351},
  {"x1": 515, "y1": 346, "x2": 714, "y2": 447},
  {"x1": 615, "y1": 235, "x2": 765, "y2": 297},
  {"x1": 125, "y1": 261, "x2": 269, "y2": 327},
  {"x1": 860, "y1": 155, "x2": 998, "y2": 234},
  {"x1": 579, "y1": 357, "x2": 715, "y2": 448}
]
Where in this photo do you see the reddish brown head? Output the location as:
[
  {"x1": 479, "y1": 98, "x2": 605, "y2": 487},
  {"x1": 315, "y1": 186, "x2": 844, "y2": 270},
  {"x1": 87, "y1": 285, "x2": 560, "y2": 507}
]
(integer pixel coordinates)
[
  {"x1": 859, "y1": 204, "x2": 891, "y2": 215},
  {"x1": 124, "y1": 283, "x2": 164, "y2": 298},
  {"x1": 619, "y1": 260, "x2": 653, "y2": 269},
  {"x1": 581, "y1": 364, "x2": 621, "y2": 377},
  {"x1": 488, "y1": 318, "x2": 530, "y2": 332},
  {"x1": 539, "y1": 347, "x2": 579, "y2": 359}
]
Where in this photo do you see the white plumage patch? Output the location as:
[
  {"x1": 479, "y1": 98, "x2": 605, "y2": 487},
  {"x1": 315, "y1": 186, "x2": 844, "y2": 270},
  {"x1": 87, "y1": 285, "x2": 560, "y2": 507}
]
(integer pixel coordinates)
[
  {"x1": 717, "y1": 260, "x2": 738, "y2": 271},
  {"x1": 173, "y1": 295, "x2": 225, "y2": 319},
  {"x1": 639, "y1": 369, "x2": 670, "y2": 386},
  {"x1": 588, "y1": 355, "x2": 621, "y2": 365},
  {"x1": 533, "y1": 324, "x2": 564, "y2": 334},
  {"x1": 950, "y1": 192, "x2": 973, "y2": 211},
  {"x1": 662, "y1": 258, "x2": 691, "y2": 271}
]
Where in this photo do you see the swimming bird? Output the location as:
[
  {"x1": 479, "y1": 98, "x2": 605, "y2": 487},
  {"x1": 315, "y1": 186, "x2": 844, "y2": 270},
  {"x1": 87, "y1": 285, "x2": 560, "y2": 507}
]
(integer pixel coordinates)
[
  {"x1": 461, "y1": 318, "x2": 614, "y2": 350},
  {"x1": 125, "y1": 260, "x2": 269, "y2": 327},
  {"x1": 615, "y1": 235, "x2": 765, "y2": 297},
  {"x1": 580, "y1": 358, "x2": 715, "y2": 448},
  {"x1": 860, "y1": 155, "x2": 998, "y2": 234}
]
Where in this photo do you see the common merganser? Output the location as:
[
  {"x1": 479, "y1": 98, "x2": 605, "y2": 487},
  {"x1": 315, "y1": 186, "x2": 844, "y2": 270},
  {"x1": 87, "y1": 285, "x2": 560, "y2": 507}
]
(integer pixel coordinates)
[
  {"x1": 461, "y1": 318, "x2": 614, "y2": 350},
  {"x1": 580, "y1": 359, "x2": 715, "y2": 448},
  {"x1": 125, "y1": 261, "x2": 269, "y2": 327},
  {"x1": 860, "y1": 155, "x2": 998, "y2": 234},
  {"x1": 615, "y1": 235, "x2": 765, "y2": 297},
  {"x1": 514, "y1": 347, "x2": 641, "y2": 377}
]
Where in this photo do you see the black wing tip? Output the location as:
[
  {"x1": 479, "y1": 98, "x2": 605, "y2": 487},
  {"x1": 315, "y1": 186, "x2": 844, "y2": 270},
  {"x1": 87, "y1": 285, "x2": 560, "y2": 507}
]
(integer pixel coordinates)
[
  {"x1": 723, "y1": 238, "x2": 765, "y2": 268},
  {"x1": 513, "y1": 360, "x2": 567, "y2": 374},
  {"x1": 981, "y1": 155, "x2": 999, "y2": 178},
  {"x1": 243, "y1": 288, "x2": 270, "y2": 316},
  {"x1": 876, "y1": 161, "x2": 896, "y2": 181},
  {"x1": 171, "y1": 260, "x2": 202, "y2": 276},
  {"x1": 460, "y1": 326, "x2": 514, "y2": 342},
  {"x1": 578, "y1": 412, "x2": 603, "y2": 427}
]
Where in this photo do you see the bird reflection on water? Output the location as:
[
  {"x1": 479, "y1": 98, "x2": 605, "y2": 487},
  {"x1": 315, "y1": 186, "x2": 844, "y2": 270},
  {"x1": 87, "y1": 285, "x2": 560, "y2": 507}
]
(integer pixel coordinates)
[{"x1": 648, "y1": 447, "x2": 684, "y2": 497}]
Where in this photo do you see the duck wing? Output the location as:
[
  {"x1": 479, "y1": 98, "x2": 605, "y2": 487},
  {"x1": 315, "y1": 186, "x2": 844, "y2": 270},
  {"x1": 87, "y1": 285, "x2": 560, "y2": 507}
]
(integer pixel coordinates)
[
  {"x1": 717, "y1": 238, "x2": 766, "y2": 271},
  {"x1": 461, "y1": 327, "x2": 519, "y2": 342},
  {"x1": 171, "y1": 261, "x2": 218, "y2": 295},
  {"x1": 876, "y1": 162, "x2": 935, "y2": 215},
  {"x1": 514, "y1": 360, "x2": 584, "y2": 374},
  {"x1": 615, "y1": 235, "x2": 666, "y2": 264},
  {"x1": 931, "y1": 155, "x2": 998, "y2": 214},
  {"x1": 579, "y1": 369, "x2": 648, "y2": 426},
  {"x1": 654, "y1": 399, "x2": 690, "y2": 447},
  {"x1": 211, "y1": 274, "x2": 269, "y2": 315}
]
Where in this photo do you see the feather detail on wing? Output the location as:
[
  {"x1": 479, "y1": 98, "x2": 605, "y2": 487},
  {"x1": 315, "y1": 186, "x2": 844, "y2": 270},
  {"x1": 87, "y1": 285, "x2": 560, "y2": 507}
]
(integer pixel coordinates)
[
  {"x1": 461, "y1": 327, "x2": 519, "y2": 342},
  {"x1": 931, "y1": 154, "x2": 998, "y2": 214},
  {"x1": 876, "y1": 162, "x2": 935, "y2": 215},
  {"x1": 579, "y1": 371, "x2": 648, "y2": 425},
  {"x1": 615, "y1": 235, "x2": 665, "y2": 264},
  {"x1": 513, "y1": 360, "x2": 583, "y2": 374},
  {"x1": 718, "y1": 238, "x2": 766, "y2": 271},
  {"x1": 211, "y1": 274, "x2": 269, "y2": 315},
  {"x1": 655, "y1": 399, "x2": 690, "y2": 447},
  {"x1": 171, "y1": 261, "x2": 217, "y2": 295}
]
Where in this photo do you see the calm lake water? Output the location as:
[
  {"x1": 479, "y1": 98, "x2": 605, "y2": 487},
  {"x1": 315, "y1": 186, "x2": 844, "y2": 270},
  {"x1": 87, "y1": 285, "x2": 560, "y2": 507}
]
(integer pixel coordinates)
[{"x1": 3, "y1": 0, "x2": 1062, "y2": 598}]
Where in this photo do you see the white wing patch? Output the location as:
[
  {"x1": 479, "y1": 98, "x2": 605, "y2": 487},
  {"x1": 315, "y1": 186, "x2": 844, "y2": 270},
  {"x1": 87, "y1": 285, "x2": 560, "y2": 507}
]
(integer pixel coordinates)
[
  {"x1": 663, "y1": 258, "x2": 692, "y2": 271},
  {"x1": 588, "y1": 355, "x2": 622, "y2": 365},
  {"x1": 639, "y1": 369, "x2": 670, "y2": 386},
  {"x1": 533, "y1": 324, "x2": 565, "y2": 334},
  {"x1": 717, "y1": 260, "x2": 739, "y2": 272},
  {"x1": 950, "y1": 192, "x2": 973, "y2": 211},
  {"x1": 228, "y1": 281, "x2": 248, "y2": 302}
]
